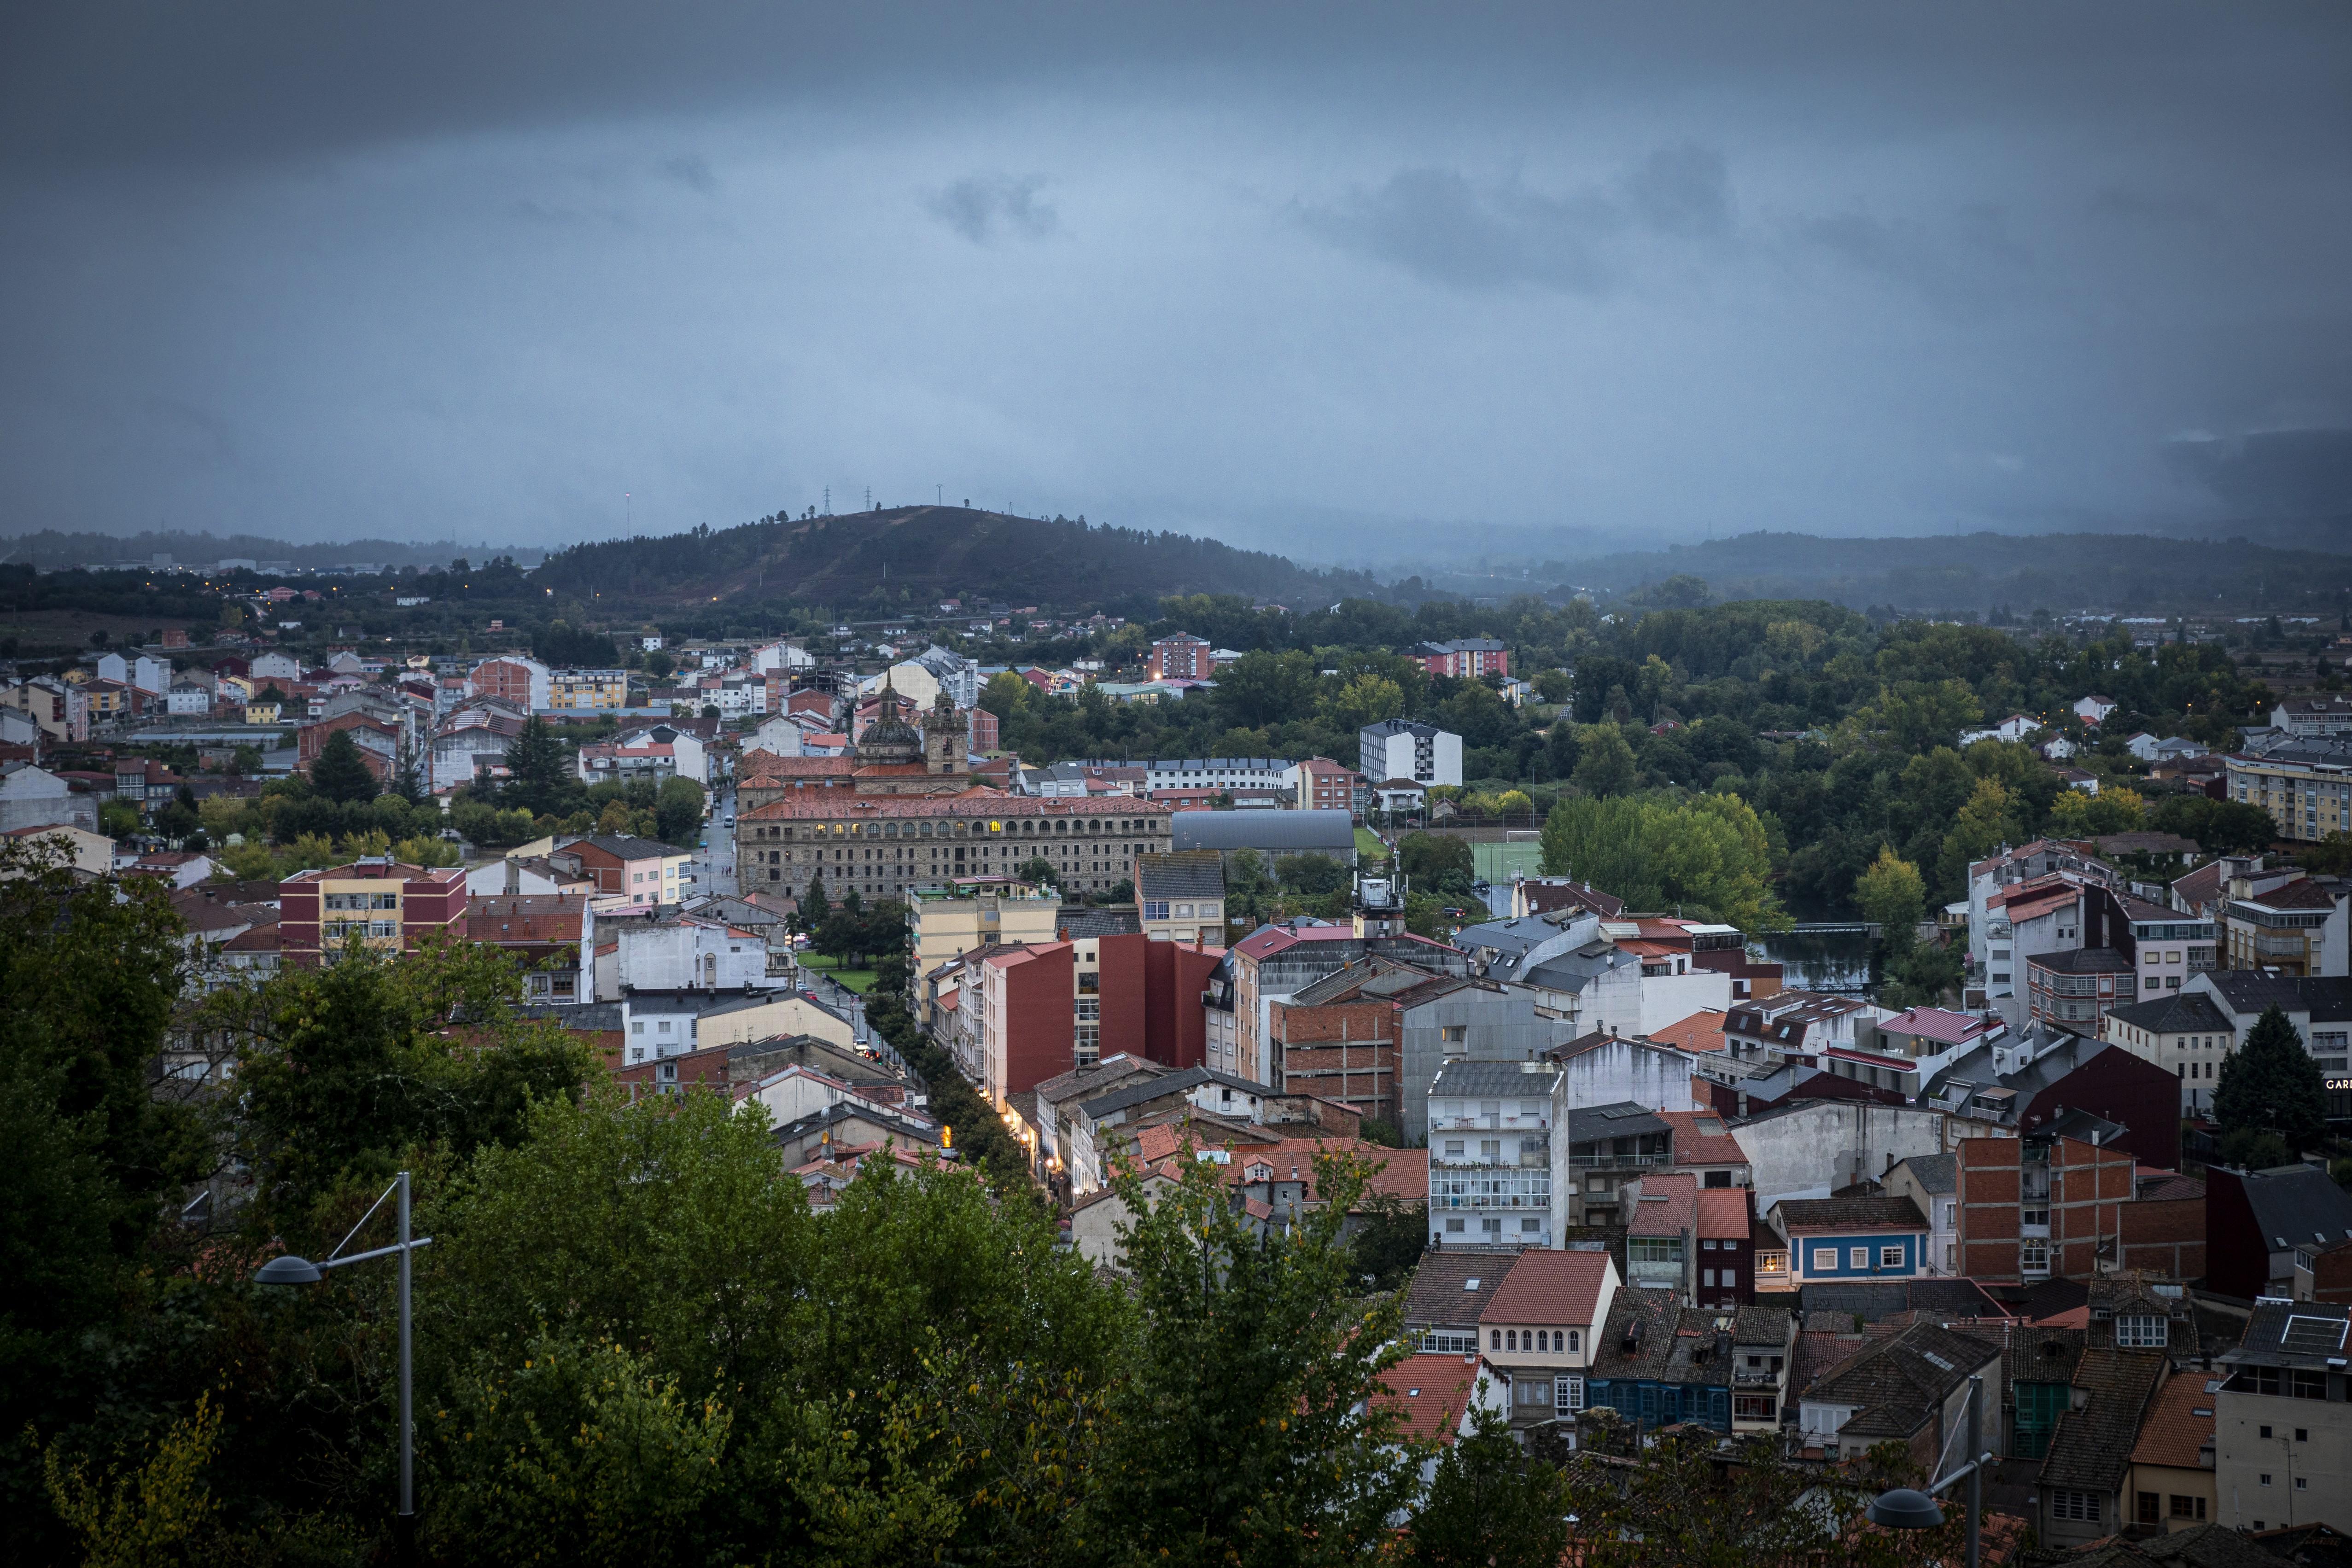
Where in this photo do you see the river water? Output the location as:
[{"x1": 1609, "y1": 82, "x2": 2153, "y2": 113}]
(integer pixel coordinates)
[{"x1": 1755, "y1": 930, "x2": 1875, "y2": 995}]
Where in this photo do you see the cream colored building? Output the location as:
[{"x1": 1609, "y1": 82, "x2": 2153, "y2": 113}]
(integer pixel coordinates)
[
  {"x1": 0, "y1": 822, "x2": 115, "y2": 878},
  {"x1": 907, "y1": 884, "x2": 1062, "y2": 1026}
]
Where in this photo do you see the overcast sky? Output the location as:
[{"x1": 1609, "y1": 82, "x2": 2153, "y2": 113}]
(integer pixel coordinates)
[{"x1": 2, "y1": 1, "x2": 2347, "y2": 566}]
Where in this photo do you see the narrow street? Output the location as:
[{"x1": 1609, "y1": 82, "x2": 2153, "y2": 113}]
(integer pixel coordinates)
[{"x1": 683, "y1": 780, "x2": 736, "y2": 898}]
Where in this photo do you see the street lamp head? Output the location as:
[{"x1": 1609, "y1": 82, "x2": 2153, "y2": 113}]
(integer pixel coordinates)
[
  {"x1": 1866, "y1": 1488, "x2": 1944, "y2": 1531},
  {"x1": 255, "y1": 1254, "x2": 323, "y2": 1285}
]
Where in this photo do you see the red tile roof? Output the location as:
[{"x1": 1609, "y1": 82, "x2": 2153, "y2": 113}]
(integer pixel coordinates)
[
  {"x1": 1629, "y1": 1173, "x2": 1698, "y2": 1238},
  {"x1": 1480, "y1": 1248, "x2": 1613, "y2": 1328},
  {"x1": 743, "y1": 790, "x2": 1169, "y2": 822},
  {"x1": 1696, "y1": 1187, "x2": 1751, "y2": 1240},
  {"x1": 2127, "y1": 1372, "x2": 2215, "y2": 1471},
  {"x1": 1646, "y1": 1010, "x2": 1728, "y2": 1054},
  {"x1": 1657, "y1": 1110, "x2": 1746, "y2": 1168},
  {"x1": 1373, "y1": 1353, "x2": 1479, "y2": 1444}
]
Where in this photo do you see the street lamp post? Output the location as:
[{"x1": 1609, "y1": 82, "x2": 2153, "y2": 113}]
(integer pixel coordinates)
[
  {"x1": 254, "y1": 1171, "x2": 434, "y2": 1556},
  {"x1": 1866, "y1": 1372, "x2": 1989, "y2": 1568}
]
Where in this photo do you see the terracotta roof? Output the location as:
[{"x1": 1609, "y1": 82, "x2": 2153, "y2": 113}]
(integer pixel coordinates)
[
  {"x1": 1878, "y1": 1006, "x2": 1993, "y2": 1046},
  {"x1": 1628, "y1": 1173, "x2": 1697, "y2": 1238},
  {"x1": 743, "y1": 790, "x2": 1169, "y2": 821},
  {"x1": 1645, "y1": 1009, "x2": 1728, "y2": 1054},
  {"x1": 2127, "y1": 1371, "x2": 2216, "y2": 1472},
  {"x1": 737, "y1": 755, "x2": 858, "y2": 778},
  {"x1": 1695, "y1": 1187, "x2": 1750, "y2": 1239},
  {"x1": 1776, "y1": 1195, "x2": 1928, "y2": 1234},
  {"x1": 1361, "y1": 1147, "x2": 1428, "y2": 1204},
  {"x1": 2237, "y1": 877, "x2": 2341, "y2": 911},
  {"x1": 1479, "y1": 1248, "x2": 1613, "y2": 1328},
  {"x1": 1656, "y1": 1109, "x2": 1745, "y2": 1167},
  {"x1": 1373, "y1": 1353, "x2": 1479, "y2": 1444}
]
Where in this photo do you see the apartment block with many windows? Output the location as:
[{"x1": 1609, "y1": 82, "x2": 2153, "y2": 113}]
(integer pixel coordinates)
[{"x1": 1425, "y1": 1059, "x2": 1558, "y2": 1248}]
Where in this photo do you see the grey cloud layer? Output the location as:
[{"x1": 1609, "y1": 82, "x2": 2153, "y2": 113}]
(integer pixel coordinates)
[
  {"x1": 1294, "y1": 146, "x2": 1729, "y2": 293},
  {"x1": 0, "y1": 1, "x2": 2346, "y2": 554}
]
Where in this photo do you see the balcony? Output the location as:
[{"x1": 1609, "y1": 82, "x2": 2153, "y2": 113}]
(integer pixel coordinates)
[
  {"x1": 2253, "y1": 935, "x2": 2311, "y2": 959},
  {"x1": 1564, "y1": 1152, "x2": 1668, "y2": 1169}
]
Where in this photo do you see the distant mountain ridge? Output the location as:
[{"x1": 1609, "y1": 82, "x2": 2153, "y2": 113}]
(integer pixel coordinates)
[
  {"x1": 1554, "y1": 528, "x2": 2352, "y2": 612},
  {"x1": 529, "y1": 506, "x2": 1383, "y2": 612},
  {"x1": 0, "y1": 529, "x2": 546, "y2": 571}
]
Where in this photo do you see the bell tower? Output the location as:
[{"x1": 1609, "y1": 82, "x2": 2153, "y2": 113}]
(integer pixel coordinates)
[{"x1": 923, "y1": 688, "x2": 969, "y2": 777}]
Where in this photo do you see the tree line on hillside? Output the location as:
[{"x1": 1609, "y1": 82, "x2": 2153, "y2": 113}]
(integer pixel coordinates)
[{"x1": 982, "y1": 596, "x2": 2285, "y2": 920}]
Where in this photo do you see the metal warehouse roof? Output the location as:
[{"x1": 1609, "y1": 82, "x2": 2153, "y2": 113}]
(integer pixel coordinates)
[{"x1": 1170, "y1": 808, "x2": 1358, "y2": 857}]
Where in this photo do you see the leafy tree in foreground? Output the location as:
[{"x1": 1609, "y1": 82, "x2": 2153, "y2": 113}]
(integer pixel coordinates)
[
  {"x1": 1099, "y1": 1142, "x2": 1419, "y2": 1567},
  {"x1": 2215, "y1": 1004, "x2": 2329, "y2": 1154},
  {"x1": 1407, "y1": 1403, "x2": 1569, "y2": 1568},
  {"x1": 203, "y1": 930, "x2": 590, "y2": 1229}
]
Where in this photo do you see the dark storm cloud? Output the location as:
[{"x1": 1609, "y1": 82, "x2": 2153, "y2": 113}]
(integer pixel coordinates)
[
  {"x1": 2165, "y1": 431, "x2": 2352, "y2": 517},
  {"x1": 0, "y1": 0, "x2": 2347, "y2": 554},
  {"x1": 927, "y1": 177, "x2": 1058, "y2": 244},
  {"x1": 1295, "y1": 145, "x2": 1729, "y2": 293}
]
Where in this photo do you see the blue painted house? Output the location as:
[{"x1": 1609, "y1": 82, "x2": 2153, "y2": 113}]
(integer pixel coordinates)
[
  {"x1": 1583, "y1": 1289, "x2": 1736, "y2": 1434},
  {"x1": 1773, "y1": 1195, "x2": 1931, "y2": 1283}
]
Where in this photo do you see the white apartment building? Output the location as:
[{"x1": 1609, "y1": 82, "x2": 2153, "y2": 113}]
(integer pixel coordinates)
[
  {"x1": 1144, "y1": 757, "x2": 1297, "y2": 794},
  {"x1": 1359, "y1": 719, "x2": 1463, "y2": 788},
  {"x1": 1425, "y1": 1059, "x2": 1560, "y2": 1247}
]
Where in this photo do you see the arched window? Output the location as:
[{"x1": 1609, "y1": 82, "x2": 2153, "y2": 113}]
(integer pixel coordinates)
[
  {"x1": 1506, "y1": 1330, "x2": 1517, "y2": 1351},
  {"x1": 1568, "y1": 1330, "x2": 1580, "y2": 1353},
  {"x1": 1490, "y1": 1330, "x2": 1501, "y2": 1350}
]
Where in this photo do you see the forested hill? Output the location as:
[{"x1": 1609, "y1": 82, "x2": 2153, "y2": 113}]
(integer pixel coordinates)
[
  {"x1": 530, "y1": 507, "x2": 1383, "y2": 614},
  {"x1": 1554, "y1": 529, "x2": 2352, "y2": 612}
]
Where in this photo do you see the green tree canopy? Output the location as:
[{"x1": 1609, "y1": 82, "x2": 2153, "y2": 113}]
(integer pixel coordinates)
[
  {"x1": 310, "y1": 727, "x2": 383, "y2": 804},
  {"x1": 500, "y1": 716, "x2": 578, "y2": 818},
  {"x1": 1854, "y1": 846, "x2": 1926, "y2": 950},
  {"x1": 1569, "y1": 722, "x2": 1639, "y2": 799},
  {"x1": 1540, "y1": 793, "x2": 1788, "y2": 930},
  {"x1": 2213, "y1": 1005, "x2": 2329, "y2": 1154}
]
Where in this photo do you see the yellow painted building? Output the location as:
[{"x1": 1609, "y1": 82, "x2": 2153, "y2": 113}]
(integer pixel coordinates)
[
  {"x1": 549, "y1": 670, "x2": 630, "y2": 711},
  {"x1": 2226, "y1": 738, "x2": 2352, "y2": 843}
]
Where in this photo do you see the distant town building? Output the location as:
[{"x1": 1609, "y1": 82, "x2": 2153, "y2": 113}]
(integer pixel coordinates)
[
  {"x1": 1359, "y1": 718, "x2": 1463, "y2": 789},
  {"x1": 1147, "y1": 633, "x2": 1211, "y2": 682},
  {"x1": 1414, "y1": 638, "x2": 1511, "y2": 680}
]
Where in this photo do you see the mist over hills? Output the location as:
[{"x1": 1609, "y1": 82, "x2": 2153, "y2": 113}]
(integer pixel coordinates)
[
  {"x1": 12, "y1": 508, "x2": 2348, "y2": 619},
  {"x1": 0, "y1": 529, "x2": 546, "y2": 571},
  {"x1": 1546, "y1": 529, "x2": 2352, "y2": 614}
]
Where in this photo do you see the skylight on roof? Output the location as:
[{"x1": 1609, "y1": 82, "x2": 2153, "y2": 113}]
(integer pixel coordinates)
[
  {"x1": 2280, "y1": 1315, "x2": 2349, "y2": 1355},
  {"x1": 1464, "y1": 1278, "x2": 1481, "y2": 1291}
]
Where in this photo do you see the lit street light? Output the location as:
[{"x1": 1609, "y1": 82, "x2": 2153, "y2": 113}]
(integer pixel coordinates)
[{"x1": 254, "y1": 1171, "x2": 433, "y2": 1558}]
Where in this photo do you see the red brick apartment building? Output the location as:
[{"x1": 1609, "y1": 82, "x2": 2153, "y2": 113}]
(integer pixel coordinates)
[
  {"x1": 279, "y1": 860, "x2": 467, "y2": 965},
  {"x1": 979, "y1": 933, "x2": 1220, "y2": 1106},
  {"x1": 1268, "y1": 962, "x2": 1406, "y2": 1125},
  {"x1": 1295, "y1": 756, "x2": 1362, "y2": 814},
  {"x1": 1147, "y1": 633, "x2": 1210, "y2": 682},
  {"x1": 1955, "y1": 1134, "x2": 2203, "y2": 1284},
  {"x1": 1413, "y1": 639, "x2": 1511, "y2": 679}
]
